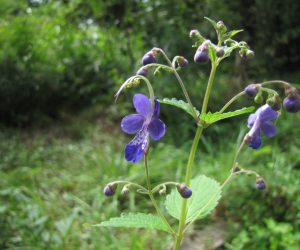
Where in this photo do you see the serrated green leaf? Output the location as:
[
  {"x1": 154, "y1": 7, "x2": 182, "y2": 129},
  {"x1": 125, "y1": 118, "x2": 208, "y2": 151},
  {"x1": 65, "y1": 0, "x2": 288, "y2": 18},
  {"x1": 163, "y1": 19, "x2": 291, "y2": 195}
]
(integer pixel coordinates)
[
  {"x1": 200, "y1": 106, "x2": 255, "y2": 125},
  {"x1": 92, "y1": 213, "x2": 171, "y2": 233},
  {"x1": 204, "y1": 17, "x2": 218, "y2": 30},
  {"x1": 158, "y1": 98, "x2": 200, "y2": 118},
  {"x1": 221, "y1": 29, "x2": 243, "y2": 41},
  {"x1": 165, "y1": 175, "x2": 221, "y2": 223}
]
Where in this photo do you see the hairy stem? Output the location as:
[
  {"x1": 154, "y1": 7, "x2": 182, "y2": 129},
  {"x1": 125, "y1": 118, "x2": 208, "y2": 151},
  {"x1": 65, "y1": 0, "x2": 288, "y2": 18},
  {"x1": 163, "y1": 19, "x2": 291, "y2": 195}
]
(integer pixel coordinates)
[
  {"x1": 183, "y1": 139, "x2": 246, "y2": 234},
  {"x1": 144, "y1": 154, "x2": 175, "y2": 235},
  {"x1": 173, "y1": 62, "x2": 218, "y2": 250},
  {"x1": 159, "y1": 49, "x2": 199, "y2": 121},
  {"x1": 219, "y1": 91, "x2": 245, "y2": 113},
  {"x1": 260, "y1": 80, "x2": 291, "y2": 88}
]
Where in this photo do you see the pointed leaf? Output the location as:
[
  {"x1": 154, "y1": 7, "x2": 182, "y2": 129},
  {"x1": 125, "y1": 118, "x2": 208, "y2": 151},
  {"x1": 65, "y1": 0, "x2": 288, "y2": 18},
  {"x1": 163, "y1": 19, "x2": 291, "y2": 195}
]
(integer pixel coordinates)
[
  {"x1": 165, "y1": 175, "x2": 221, "y2": 223},
  {"x1": 158, "y1": 98, "x2": 200, "y2": 118},
  {"x1": 200, "y1": 106, "x2": 255, "y2": 125},
  {"x1": 92, "y1": 213, "x2": 171, "y2": 233},
  {"x1": 221, "y1": 29, "x2": 243, "y2": 41},
  {"x1": 204, "y1": 17, "x2": 218, "y2": 30}
]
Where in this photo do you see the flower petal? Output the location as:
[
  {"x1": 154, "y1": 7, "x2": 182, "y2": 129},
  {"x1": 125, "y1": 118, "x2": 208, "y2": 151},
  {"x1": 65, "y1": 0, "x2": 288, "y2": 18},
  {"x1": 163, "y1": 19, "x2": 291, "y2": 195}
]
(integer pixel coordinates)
[
  {"x1": 153, "y1": 99, "x2": 160, "y2": 118},
  {"x1": 148, "y1": 118, "x2": 166, "y2": 141},
  {"x1": 121, "y1": 114, "x2": 145, "y2": 134},
  {"x1": 133, "y1": 94, "x2": 150, "y2": 116},
  {"x1": 247, "y1": 113, "x2": 257, "y2": 128},
  {"x1": 261, "y1": 121, "x2": 277, "y2": 138},
  {"x1": 124, "y1": 128, "x2": 149, "y2": 163},
  {"x1": 259, "y1": 104, "x2": 278, "y2": 121},
  {"x1": 248, "y1": 130, "x2": 262, "y2": 149}
]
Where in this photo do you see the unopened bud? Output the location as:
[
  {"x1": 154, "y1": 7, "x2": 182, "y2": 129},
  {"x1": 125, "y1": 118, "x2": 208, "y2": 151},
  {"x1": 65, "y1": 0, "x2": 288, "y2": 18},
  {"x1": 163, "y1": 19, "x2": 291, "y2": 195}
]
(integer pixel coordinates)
[
  {"x1": 267, "y1": 95, "x2": 282, "y2": 111},
  {"x1": 121, "y1": 186, "x2": 130, "y2": 195},
  {"x1": 136, "y1": 67, "x2": 148, "y2": 77},
  {"x1": 194, "y1": 42, "x2": 210, "y2": 64},
  {"x1": 103, "y1": 183, "x2": 118, "y2": 197},
  {"x1": 283, "y1": 94, "x2": 300, "y2": 113},
  {"x1": 246, "y1": 50, "x2": 255, "y2": 59},
  {"x1": 283, "y1": 87, "x2": 300, "y2": 113},
  {"x1": 217, "y1": 21, "x2": 227, "y2": 33},
  {"x1": 177, "y1": 57, "x2": 189, "y2": 67},
  {"x1": 189, "y1": 29, "x2": 200, "y2": 38},
  {"x1": 254, "y1": 92, "x2": 263, "y2": 104},
  {"x1": 256, "y1": 176, "x2": 266, "y2": 190},
  {"x1": 244, "y1": 84, "x2": 259, "y2": 98},
  {"x1": 216, "y1": 47, "x2": 224, "y2": 57},
  {"x1": 142, "y1": 51, "x2": 156, "y2": 65},
  {"x1": 177, "y1": 183, "x2": 192, "y2": 199}
]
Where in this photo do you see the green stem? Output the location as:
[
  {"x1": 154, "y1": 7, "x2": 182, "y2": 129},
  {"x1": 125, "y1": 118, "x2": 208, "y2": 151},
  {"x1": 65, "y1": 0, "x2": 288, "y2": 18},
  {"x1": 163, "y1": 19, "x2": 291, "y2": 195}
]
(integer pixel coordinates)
[
  {"x1": 159, "y1": 49, "x2": 199, "y2": 121},
  {"x1": 111, "y1": 180, "x2": 148, "y2": 193},
  {"x1": 219, "y1": 91, "x2": 245, "y2": 113},
  {"x1": 201, "y1": 62, "x2": 217, "y2": 114},
  {"x1": 151, "y1": 181, "x2": 179, "y2": 194},
  {"x1": 260, "y1": 80, "x2": 291, "y2": 88},
  {"x1": 183, "y1": 139, "x2": 246, "y2": 234},
  {"x1": 173, "y1": 62, "x2": 218, "y2": 250},
  {"x1": 144, "y1": 154, "x2": 175, "y2": 235}
]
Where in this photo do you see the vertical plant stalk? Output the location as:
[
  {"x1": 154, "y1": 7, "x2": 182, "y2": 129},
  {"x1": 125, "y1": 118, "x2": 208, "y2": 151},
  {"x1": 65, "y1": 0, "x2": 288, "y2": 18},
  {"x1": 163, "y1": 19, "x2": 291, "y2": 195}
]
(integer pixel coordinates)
[
  {"x1": 144, "y1": 153, "x2": 175, "y2": 235},
  {"x1": 159, "y1": 49, "x2": 199, "y2": 121},
  {"x1": 173, "y1": 62, "x2": 218, "y2": 250}
]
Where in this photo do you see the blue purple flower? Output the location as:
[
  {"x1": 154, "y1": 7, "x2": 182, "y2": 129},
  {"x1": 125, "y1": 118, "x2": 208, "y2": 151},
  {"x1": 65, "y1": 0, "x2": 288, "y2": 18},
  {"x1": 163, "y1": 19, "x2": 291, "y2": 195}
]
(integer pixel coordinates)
[
  {"x1": 121, "y1": 94, "x2": 166, "y2": 163},
  {"x1": 247, "y1": 104, "x2": 278, "y2": 149}
]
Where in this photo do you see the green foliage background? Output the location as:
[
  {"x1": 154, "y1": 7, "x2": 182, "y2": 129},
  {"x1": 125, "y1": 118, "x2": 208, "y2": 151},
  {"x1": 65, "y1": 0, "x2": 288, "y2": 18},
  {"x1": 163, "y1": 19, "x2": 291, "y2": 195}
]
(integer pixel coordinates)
[{"x1": 0, "y1": 0, "x2": 299, "y2": 249}]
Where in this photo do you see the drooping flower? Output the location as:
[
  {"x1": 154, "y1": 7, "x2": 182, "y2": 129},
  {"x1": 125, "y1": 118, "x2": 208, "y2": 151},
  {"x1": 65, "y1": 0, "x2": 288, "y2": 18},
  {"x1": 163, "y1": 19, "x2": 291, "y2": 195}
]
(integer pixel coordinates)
[
  {"x1": 246, "y1": 104, "x2": 278, "y2": 149},
  {"x1": 121, "y1": 94, "x2": 166, "y2": 163}
]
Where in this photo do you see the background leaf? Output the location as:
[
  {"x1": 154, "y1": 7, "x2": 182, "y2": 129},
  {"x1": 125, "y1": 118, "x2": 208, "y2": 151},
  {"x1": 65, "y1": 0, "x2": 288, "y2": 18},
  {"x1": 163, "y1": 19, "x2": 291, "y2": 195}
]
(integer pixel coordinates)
[
  {"x1": 158, "y1": 98, "x2": 200, "y2": 118},
  {"x1": 92, "y1": 213, "x2": 171, "y2": 233},
  {"x1": 200, "y1": 106, "x2": 255, "y2": 125},
  {"x1": 165, "y1": 175, "x2": 221, "y2": 222}
]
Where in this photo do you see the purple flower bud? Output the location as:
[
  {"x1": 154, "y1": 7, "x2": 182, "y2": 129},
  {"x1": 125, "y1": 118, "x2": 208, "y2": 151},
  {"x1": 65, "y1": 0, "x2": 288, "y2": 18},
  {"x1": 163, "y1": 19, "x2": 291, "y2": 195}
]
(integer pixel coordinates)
[
  {"x1": 256, "y1": 176, "x2": 266, "y2": 190},
  {"x1": 283, "y1": 94, "x2": 300, "y2": 113},
  {"x1": 177, "y1": 184, "x2": 192, "y2": 199},
  {"x1": 194, "y1": 43, "x2": 209, "y2": 64},
  {"x1": 142, "y1": 51, "x2": 156, "y2": 65},
  {"x1": 136, "y1": 67, "x2": 148, "y2": 77},
  {"x1": 177, "y1": 57, "x2": 189, "y2": 67},
  {"x1": 103, "y1": 183, "x2": 117, "y2": 197},
  {"x1": 244, "y1": 84, "x2": 259, "y2": 98},
  {"x1": 216, "y1": 47, "x2": 224, "y2": 57}
]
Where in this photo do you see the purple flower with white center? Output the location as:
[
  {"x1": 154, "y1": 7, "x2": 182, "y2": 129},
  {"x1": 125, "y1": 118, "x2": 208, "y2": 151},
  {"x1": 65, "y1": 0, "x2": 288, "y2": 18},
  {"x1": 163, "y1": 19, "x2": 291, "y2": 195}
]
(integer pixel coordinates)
[
  {"x1": 121, "y1": 94, "x2": 166, "y2": 163},
  {"x1": 247, "y1": 104, "x2": 278, "y2": 149}
]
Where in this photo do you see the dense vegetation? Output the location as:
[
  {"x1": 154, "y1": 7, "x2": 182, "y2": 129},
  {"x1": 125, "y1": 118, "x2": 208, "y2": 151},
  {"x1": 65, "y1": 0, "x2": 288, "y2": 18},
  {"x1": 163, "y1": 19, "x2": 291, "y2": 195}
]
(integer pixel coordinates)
[{"x1": 1, "y1": 0, "x2": 299, "y2": 249}]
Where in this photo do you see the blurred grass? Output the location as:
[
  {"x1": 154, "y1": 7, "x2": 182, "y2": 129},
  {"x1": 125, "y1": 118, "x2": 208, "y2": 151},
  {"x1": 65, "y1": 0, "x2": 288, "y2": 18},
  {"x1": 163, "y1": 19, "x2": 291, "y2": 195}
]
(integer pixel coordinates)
[{"x1": 0, "y1": 107, "x2": 299, "y2": 249}]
